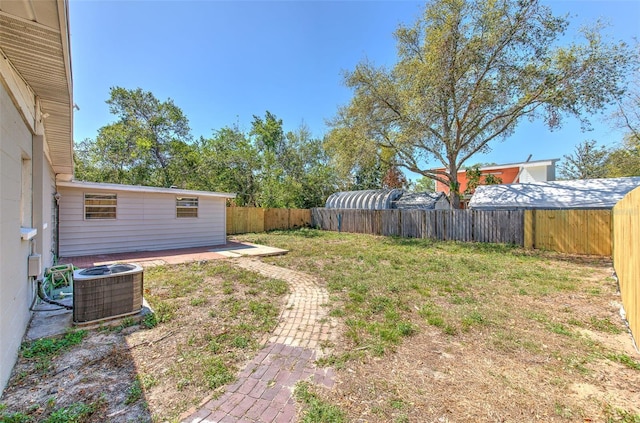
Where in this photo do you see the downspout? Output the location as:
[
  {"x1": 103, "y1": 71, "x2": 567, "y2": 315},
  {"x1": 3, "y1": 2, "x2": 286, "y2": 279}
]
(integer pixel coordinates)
[{"x1": 54, "y1": 191, "x2": 60, "y2": 262}]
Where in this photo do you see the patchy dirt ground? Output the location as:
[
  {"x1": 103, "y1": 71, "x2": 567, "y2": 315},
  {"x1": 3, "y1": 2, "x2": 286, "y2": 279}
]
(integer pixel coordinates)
[
  {"x1": 2, "y1": 243, "x2": 640, "y2": 423},
  {"x1": 1, "y1": 260, "x2": 288, "y2": 422},
  {"x1": 316, "y1": 260, "x2": 640, "y2": 422}
]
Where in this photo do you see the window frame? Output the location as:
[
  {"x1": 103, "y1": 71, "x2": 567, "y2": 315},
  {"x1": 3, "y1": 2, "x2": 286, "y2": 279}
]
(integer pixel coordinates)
[
  {"x1": 176, "y1": 196, "x2": 199, "y2": 218},
  {"x1": 84, "y1": 193, "x2": 117, "y2": 220}
]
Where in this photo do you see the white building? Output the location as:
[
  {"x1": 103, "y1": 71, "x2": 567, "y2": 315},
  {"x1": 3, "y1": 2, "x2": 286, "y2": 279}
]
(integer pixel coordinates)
[
  {"x1": 0, "y1": 0, "x2": 235, "y2": 393},
  {"x1": 469, "y1": 177, "x2": 640, "y2": 210},
  {"x1": 57, "y1": 181, "x2": 233, "y2": 257},
  {"x1": 1, "y1": 0, "x2": 74, "y2": 391}
]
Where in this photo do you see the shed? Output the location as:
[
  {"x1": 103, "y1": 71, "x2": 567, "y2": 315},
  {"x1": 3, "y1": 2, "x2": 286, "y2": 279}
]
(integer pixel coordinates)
[
  {"x1": 392, "y1": 192, "x2": 450, "y2": 210},
  {"x1": 57, "y1": 181, "x2": 236, "y2": 256},
  {"x1": 325, "y1": 189, "x2": 403, "y2": 209},
  {"x1": 469, "y1": 177, "x2": 640, "y2": 210},
  {"x1": 325, "y1": 189, "x2": 449, "y2": 210}
]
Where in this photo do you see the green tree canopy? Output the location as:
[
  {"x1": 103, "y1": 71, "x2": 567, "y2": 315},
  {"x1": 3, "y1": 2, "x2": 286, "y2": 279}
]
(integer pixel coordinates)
[
  {"x1": 606, "y1": 135, "x2": 640, "y2": 177},
  {"x1": 195, "y1": 127, "x2": 261, "y2": 206},
  {"x1": 75, "y1": 87, "x2": 193, "y2": 187},
  {"x1": 327, "y1": 0, "x2": 632, "y2": 207},
  {"x1": 464, "y1": 166, "x2": 503, "y2": 195},
  {"x1": 558, "y1": 139, "x2": 610, "y2": 180}
]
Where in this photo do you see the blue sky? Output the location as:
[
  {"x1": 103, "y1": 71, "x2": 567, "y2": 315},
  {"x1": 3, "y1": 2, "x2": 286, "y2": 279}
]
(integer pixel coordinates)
[{"x1": 69, "y1": 0, "x2": 640, "y2": 178}]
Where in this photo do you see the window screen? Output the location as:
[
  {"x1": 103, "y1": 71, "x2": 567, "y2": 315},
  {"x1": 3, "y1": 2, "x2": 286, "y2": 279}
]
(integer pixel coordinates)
[
  {"x1": 84, "y1": 193, "x2": 117, "y2": 220},
  {"x1": 176, "y1": 197, "x2": 198, "y2": 218}
]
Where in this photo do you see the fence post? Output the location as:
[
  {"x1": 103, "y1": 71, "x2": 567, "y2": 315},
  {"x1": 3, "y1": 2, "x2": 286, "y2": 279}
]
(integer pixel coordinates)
[{"x1": 524, "y1": 210, "x2": 535, "y2": 249}]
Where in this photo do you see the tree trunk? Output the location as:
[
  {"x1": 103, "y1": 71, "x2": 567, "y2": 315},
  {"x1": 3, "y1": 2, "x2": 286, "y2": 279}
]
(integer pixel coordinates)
[{"x1": 448, "y1": 162, "x2": 461, "y2": 209}]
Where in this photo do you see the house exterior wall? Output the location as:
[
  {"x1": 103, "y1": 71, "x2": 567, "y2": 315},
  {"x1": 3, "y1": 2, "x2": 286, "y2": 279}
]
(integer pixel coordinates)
[
  {"x1": 520, "y1": 165, "x2": 551, "y2": 183},
  {"x1": 436, "y1": 166, "x2": 520, "y2": 194},
  {"x1": 58, "y1": 186, "x2": 228, "y2": 256},
  {"x1": 0, "y1": 82, "x2": 35, "y2": 391}
]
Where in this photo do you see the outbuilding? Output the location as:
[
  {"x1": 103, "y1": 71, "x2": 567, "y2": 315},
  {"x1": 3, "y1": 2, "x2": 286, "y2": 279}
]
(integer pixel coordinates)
[
  {"x1": 57, "y1": 181, "x2": 236, "y2": 257},
  {"x1": 468, "y1": 177, "x2": 640, "y2": 210},
  {"x1": 392, "y1": 192, "x2": 450, "y2": 210},
  {"x1": 325, "y1": 189, "x2": 403, "y2": 209},
  {"x1": 325, "y1": 189, "x2": 449, "y2": 210}
]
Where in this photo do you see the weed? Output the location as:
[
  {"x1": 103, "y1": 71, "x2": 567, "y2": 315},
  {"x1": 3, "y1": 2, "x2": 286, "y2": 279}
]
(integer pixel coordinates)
[
  {"x1": 461, "y1": 310, "x2": 486, "y2": 329},
  {"x1": 329, "y1": 308, "x2": 345, "y2": 317},
  {"x1": 154, "y1": 301, "x2": 176, "y2": 323},
  {"x1": 396, "y1": 322, "x2": 415, "y2": 337},
  {"x1": 114, "y1": 317, "x2": 136, "y2": 332},
  {"x1": 295, "y1": 381, "x2": 346, "y2": 423},
  {"x1": 142, "y1": 312, "x2": 158, "y2": 329},
  {"x1": 21, "y1": 330, "x2": 86, "y2": 359},
  {"x1": 554, "y1": 402, "x2": 574, "y2": 418},
  {"x1": 125, "y1": 378, "x2": 143, "y2": 405},
  {"x1": 548, "y1": 323, "x2": 573, "y2": 336},
  {"x1": 590, "y1": 317, "x2": 622, "y2": 334},
  {"x1": 140, "y1": 373, "x2": 158, "y2": 390},
  {"x1": 0, "y1": 408, "x2": 32, "y2": 423},
  {"x1": 203, "y1": 357, "x2": 234, "y2": 390},
  {"x1": 607, "y1": 353, "x2": 640, "y2": 370},
  {"x1": 264, "y1": 278, "x2": 288, "y2": 296},
  {"x1": 389, "y1": 398, "x2": 405, "y2": 409},
  {"x1": 419, "y1": 302, "x2": 446, "y2": 328},
  {"x1": 42, "y1": 399, "x2": 104, "y2": 423},
  {"x1": 190, "y1": 297, "x2": 208, "y2": 306},
  {"x1": 21, "y1": 330, "x2": 86, "y2": 374},
  {"x1": 232, "y1": 336, "x2": 249, "y2": 349},
  {"x1": 603, "y1": 403, "x2": 640, "y2": 422},
  {"x1": 315, "y1": 352, "x2": 355, "y2": 369}
]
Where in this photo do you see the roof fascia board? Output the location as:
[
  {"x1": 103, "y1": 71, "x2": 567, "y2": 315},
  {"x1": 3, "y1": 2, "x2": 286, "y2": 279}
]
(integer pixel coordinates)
[
  {"x1": 56, "y1": 0, "x2": 74, "y2": 178},
  {"x1": 56, "y1": 181, "x2": 237, "y2": 199},
  {"x1": 0, "y1": 49, "x2": 37, "y2": 134}
]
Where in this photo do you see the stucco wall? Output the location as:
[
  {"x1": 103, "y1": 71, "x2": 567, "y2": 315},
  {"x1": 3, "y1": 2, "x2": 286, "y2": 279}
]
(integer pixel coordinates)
[
  {"x1": 58, "y1": 186, "x2": 228, "y2": 257},
  {"x1": 520, "y1": 165, "x2": 549, "y2": 183},
  {"x1": 0, "y1": 82, "x2": 35, "y2": 391}
]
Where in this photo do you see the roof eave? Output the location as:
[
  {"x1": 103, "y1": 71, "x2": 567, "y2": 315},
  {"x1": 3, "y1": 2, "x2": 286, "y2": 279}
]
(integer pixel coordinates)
[{"x1": 56, "y1": 180, "x2": 237, "y2": 199}]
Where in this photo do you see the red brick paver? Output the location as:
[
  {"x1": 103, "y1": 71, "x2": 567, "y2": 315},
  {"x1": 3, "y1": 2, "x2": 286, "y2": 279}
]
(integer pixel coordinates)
[{"x1": 181, "y1": 258, "x2": 339, "y2": 423}]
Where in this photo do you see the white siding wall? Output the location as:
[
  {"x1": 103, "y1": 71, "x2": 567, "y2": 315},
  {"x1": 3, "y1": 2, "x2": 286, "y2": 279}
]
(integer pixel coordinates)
[
  {"x1": 58, "y1": 187, "x2": 228, "y2": 256},
  {"x1": 0, "y1": 83, "x2": 35, "y2": 391},
  {"x1": 520, "y1": 165, "x2": 549, "y2": 183}
]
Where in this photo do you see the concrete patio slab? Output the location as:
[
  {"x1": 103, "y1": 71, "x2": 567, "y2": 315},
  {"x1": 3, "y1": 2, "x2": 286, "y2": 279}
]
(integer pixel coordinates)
[
  {"x1": 58, "y1": 240, "x2": 287, "y2": 269},
  {"x1": 27, "y1": 241, "x2": 287, "y2": 341}
]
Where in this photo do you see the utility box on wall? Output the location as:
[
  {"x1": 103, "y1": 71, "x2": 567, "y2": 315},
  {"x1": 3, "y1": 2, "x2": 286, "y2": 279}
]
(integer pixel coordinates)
[{"x1": 28, "y1": 254, "x2": 41, "y2": 277}]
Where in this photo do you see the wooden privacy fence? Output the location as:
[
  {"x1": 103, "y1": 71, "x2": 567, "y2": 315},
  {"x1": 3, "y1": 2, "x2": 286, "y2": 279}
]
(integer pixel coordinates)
[
  {"x1": 311, "y1": 208, "x2": 525, "y2": 245},
  {"x1": 227, "y1": 207, "x2": 614, "y2": 256},
  {"x1": 612, "y1": 187, "x2": 640, "y2": 345},
  {"x1": 524, "y1": 209, "x2": 612, "y2": 256},
  {"x1": 227, "y1": 207, "x2": 311, "y2": 235}
]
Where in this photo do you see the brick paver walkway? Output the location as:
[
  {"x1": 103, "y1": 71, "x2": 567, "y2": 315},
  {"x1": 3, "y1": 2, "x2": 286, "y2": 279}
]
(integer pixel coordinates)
[{"x1": 181, "y1": 258, "x2": 339, "y2": 423}]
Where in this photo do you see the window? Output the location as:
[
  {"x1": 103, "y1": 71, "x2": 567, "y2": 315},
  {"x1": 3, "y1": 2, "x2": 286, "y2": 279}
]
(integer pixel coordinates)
[
  {"x1": 176, "y1": 197, "x2": 198, "y2": 218},
  {"x1": 84, "y1": 193, "x2": 117, "y2": 220}
]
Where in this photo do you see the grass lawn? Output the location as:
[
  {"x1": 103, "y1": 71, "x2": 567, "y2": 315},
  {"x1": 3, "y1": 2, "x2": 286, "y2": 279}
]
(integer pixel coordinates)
[
  {"x1": 2, "y1": 228, "x2": 638, "y2": 422},
  {"x1": 236, "y1": 229, "x2": 640, "y2": 422}
]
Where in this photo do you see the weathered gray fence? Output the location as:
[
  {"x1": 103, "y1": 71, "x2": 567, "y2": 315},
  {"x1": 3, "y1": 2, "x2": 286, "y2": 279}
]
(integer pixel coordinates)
[{"x1": 311, "y1": 208, "x2": 525, "y2": 245}]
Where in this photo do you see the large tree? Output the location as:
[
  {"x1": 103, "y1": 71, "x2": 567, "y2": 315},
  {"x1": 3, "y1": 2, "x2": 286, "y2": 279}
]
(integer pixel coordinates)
[
  {"x1": 610, "y1": 43, "x2": 640, "y2": 143},
  {"x1": 606, "y1": 135, "x2": 640, "y2": 177},
  {"x1": 195, "y1": 127, "x2": 261, "y2": 206},
  {"x1": 76, "y1": 87, "x2": 193, "y2": 187},
  {"x1": 327, "y1": 0, "x2": 632, "y2": 207},
  {"x1": 558, "y1": 139, "x2": 610, "y2": 180},
  {"x1": 250, "y1": 112, "x2": 339, "y2": 208}
]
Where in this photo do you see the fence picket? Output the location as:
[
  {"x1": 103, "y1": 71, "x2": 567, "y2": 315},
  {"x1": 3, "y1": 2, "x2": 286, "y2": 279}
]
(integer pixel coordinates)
[
  {"x1": 613, "y1": 187, "x2": 640, "y2": 347},
  {"x1": 310, "y1": 208, "x2": 526, "y2": 245}
]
